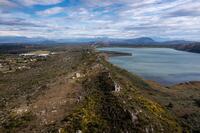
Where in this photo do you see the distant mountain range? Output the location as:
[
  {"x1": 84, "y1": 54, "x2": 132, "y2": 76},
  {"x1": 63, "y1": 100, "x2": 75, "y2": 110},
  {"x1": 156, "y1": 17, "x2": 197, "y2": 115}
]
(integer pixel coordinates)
[
  {"x1": 92, "y1": 37, "x2": 197, "y2": 46},
  {"x1": 0, "y1": 36, "x2": 197, "y2": 45},
  {"x1": 0, "y1": 36, "x2": 47, "y2": 44}
]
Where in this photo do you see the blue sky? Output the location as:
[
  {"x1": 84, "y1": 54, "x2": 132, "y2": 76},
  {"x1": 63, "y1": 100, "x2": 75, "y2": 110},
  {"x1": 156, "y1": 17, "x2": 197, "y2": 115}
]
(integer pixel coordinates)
[{"x1": 0, "y1": 0, "x2": 200, "y2": 40}]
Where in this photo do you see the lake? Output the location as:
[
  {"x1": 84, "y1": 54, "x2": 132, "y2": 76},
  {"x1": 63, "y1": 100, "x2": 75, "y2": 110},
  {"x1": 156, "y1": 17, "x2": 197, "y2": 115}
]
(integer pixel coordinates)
[{"x1": 98, "y1": 47, "x2": 200, "y2": 85}]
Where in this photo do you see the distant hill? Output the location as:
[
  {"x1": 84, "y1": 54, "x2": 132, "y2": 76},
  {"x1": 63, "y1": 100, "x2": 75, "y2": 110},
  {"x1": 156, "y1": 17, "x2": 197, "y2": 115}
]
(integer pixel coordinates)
[
  {"x1": 0, "y1": 36, "x2": 197, "y2": 46},
  {"x1": 125, "y1": 37, "x2": 155, "y2": 44},
  {"x1": 0, "y1": 36, "x2": 49, "y2": 44},
  {"x1": 91, "y1": 37, "x2": 157, "y2": 47},
  {"x1": 0, "y1": 36, "x2": 66, "y2": 44},
  {"x1": 162, "y1": 40, "x2": 196, "y2": 45},
  {"x1": 175, "y1": 43, "x2": 200, "y2": 53},
  {"x1": 92, "y1": 37, "x2": 197, "y2": 46},
  {"x1": 96, "y1": 37, "x2": 157, "y2": 45}
]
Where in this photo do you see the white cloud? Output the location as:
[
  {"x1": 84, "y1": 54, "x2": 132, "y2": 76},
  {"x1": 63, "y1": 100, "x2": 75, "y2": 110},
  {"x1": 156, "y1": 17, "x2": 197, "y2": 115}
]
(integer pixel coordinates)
[
  {"x1": 17, "y1": 0, "x2": 63, "y2": 6},
  {"x1": 0, "y1": 0, "x2": 17, "y2": 8},
  {"x1": 1, "y1": 0, "x2": 200, "y2": 40},
  {"x1": 37, "y1": 7, "x2": 65, "y2": 16}
]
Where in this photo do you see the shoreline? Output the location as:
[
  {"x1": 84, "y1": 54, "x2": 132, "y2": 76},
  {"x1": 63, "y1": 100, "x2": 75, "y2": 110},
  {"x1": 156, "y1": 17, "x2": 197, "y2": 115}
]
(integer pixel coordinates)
[
  {"x1": 97, "y1": 45, "x2": 200, "y2": 54},
  {"x1": 98, "y1": 50, "x2": 132, "y2": 57},
  {"x1": 98, "y1": 47, "x2": 200, "y2": 87}
]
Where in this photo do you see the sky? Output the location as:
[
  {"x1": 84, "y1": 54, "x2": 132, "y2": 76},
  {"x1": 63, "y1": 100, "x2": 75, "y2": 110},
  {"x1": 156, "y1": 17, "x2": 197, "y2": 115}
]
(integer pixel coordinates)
[{"x1": 0, "y1": 0, "x2": 200, "y2": 41}]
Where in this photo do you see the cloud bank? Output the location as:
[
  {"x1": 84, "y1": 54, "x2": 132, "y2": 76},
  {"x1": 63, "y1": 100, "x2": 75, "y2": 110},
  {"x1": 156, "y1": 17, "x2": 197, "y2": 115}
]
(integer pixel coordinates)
[{"x1": 0, "y1": 0, "x2": 200, "y2": 40}]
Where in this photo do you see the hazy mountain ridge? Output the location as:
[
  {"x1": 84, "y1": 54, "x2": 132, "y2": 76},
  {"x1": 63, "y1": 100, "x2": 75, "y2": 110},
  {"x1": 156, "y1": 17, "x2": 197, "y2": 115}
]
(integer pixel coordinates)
[
  {"x1": 0, "y1": 36, "x2": 197, "y2": 45},
  {"x1": 0, "y1": 36, "x2": 47, "y2": 44},
  {"x1": 1, "y1": 36, "x2": 200, "y2": 53}
]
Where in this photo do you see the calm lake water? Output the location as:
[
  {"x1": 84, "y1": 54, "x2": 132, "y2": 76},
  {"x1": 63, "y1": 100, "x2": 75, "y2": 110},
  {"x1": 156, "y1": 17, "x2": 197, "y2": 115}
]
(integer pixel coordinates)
[{"x1": 98, "y1": 47, "x2": 200, "y2": 85}]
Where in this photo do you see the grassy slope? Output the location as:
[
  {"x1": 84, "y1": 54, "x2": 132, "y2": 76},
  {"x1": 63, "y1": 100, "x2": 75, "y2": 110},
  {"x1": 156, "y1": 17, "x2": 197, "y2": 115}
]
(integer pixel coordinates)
[
  {"x1": 0, "y1": 47, "x2": 90, "y2": 132},
  {"x1": 0, "y1": 47, "x2": 188, "y2": 132},
  {"x1": 143, "y1": 80, "x2": 200, "y2": 132},
  {"x1": 59, "y1": 52, "x2": 183, "y2": 133}
]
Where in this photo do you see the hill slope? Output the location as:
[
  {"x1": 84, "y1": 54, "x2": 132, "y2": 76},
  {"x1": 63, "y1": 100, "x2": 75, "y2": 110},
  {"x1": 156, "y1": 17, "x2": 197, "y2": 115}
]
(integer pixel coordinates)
[{"x1": 0, "y1": 46, "x2": 184, "y2": 132}]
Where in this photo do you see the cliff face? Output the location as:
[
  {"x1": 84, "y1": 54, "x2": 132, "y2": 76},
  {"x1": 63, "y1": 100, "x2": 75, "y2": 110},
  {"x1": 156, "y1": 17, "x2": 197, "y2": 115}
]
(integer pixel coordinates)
[{"x1": 0, "y1": 48, "x2": 184, "y2": 133}]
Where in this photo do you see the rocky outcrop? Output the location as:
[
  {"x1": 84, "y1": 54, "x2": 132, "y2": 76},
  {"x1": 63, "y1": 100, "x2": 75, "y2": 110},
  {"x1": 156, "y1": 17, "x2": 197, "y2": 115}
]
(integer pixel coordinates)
[{"x1": 114, "y1": 82, "x2": 121, "y2": 92}]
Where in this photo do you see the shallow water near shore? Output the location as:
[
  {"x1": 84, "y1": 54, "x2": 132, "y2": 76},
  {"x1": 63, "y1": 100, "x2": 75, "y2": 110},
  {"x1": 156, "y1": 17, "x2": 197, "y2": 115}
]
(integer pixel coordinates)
[{"x1": 98, "y1": 47, "x2": 200, "y2": 85}]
